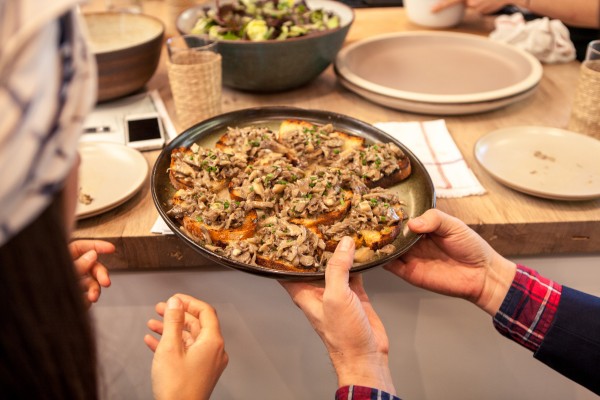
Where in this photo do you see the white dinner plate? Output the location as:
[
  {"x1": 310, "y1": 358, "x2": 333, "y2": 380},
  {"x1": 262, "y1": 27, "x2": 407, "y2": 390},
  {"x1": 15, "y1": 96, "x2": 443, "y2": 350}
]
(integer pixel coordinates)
[
  {"x1": 474, "y1": 126, "x2": 600, "y2": 201},
  {"x1": 77, "y1": 142, "x2": 148, "y2": 219},
  {"x1": 335, "y1": 31, "x2": 542, "y2": 105},
  {"x1": 337, "y1": 74, "x2": 538, "y2": 115}
]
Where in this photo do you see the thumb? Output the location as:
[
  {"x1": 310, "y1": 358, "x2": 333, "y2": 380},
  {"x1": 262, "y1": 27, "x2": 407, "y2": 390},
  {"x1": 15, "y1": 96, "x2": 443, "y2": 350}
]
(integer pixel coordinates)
[
  {"x1": 325, "y1": 236, "x2": 355, "y2": 296},
  {"x1": 161, "y1": 296, "x2": 185, "y2": 353}
]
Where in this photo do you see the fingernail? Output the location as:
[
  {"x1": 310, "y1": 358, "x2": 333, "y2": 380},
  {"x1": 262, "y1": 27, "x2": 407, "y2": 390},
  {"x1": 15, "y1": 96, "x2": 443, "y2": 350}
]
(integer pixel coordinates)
[
  {"x1": 167, "y1": 296, "x2": 181, "y2": 310},
  {"x1": 339, "y1": 236, "x2": 353, "y2": 251}
]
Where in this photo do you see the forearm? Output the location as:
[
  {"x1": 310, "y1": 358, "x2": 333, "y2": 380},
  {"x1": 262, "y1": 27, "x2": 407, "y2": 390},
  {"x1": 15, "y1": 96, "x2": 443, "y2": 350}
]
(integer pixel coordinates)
[
  {"x1": 514, "y1": 0, "x2": 600, "y2": 28},
  {"x1": 475, "y1": 254, "x2": 517, "y2": 317},
  {"x1": 331, "y1": 353, "x2": 397, "y2": 395}
]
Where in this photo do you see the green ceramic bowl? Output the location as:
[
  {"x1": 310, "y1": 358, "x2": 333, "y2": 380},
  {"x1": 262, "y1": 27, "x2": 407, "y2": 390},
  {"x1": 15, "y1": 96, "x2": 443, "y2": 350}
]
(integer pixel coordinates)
[{"x1": 176, "y1": 0, "x2": 354, "y2": 92}]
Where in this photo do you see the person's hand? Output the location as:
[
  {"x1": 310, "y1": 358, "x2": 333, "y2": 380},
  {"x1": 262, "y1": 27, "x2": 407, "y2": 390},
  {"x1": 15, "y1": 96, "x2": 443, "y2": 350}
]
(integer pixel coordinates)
[
  {"x1": 280, "y1": 237, "x2": 396, "y2": 394},
  {"x1": 384, "y1": 209, "x2": 516, "y2": 316},
  {"x1": 144, "y1": 294, "x2": 228, "y2": 400},
  {"x1": 432, "y1": 0, "x2": 510, "y2": 14},
  {"x1": 68, "y1": 239, "x2": 115, "y2": 308}
]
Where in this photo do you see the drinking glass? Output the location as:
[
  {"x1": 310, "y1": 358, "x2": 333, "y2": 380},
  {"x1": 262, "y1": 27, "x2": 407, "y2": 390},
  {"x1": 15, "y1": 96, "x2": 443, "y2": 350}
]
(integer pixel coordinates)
[
  {"x1": 568, "y1": 40, "x2": 600, "y2": 139},
  {"x1": 166, "y1": 35, "x2": 222, "y2": 131}
]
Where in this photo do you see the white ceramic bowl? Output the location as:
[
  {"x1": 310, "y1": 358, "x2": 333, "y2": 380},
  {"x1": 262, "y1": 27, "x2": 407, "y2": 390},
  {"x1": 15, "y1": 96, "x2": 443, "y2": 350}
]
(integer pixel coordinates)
[{"x1": 403, "y1": 0, "x2": 465, "y2": 28}]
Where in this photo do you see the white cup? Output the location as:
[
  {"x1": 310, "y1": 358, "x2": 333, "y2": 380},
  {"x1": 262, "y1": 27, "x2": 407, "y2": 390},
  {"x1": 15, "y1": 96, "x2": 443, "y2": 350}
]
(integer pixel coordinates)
[{"x1": 404, "y1": 0, "x2": 465, "y2": 28}]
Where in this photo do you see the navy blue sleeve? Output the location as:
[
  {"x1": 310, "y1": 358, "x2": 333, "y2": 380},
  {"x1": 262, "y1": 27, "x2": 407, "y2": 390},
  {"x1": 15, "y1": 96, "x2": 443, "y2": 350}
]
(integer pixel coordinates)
[{"x1": 533, "y1": 286, "x2": 600, "y2": 395}]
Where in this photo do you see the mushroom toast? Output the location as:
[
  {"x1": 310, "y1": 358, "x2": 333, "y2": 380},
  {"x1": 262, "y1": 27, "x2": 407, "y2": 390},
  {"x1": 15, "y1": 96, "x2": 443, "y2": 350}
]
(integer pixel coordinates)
[{"x1": 166, "y1": 119, "x2": 412, "y2": 273}]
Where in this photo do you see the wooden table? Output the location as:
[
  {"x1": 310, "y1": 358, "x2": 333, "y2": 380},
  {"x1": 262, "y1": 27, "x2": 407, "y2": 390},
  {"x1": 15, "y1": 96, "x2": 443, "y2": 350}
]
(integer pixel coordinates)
[{"x1": 76, "y1": 1, "x2": 600, "y2": 270}]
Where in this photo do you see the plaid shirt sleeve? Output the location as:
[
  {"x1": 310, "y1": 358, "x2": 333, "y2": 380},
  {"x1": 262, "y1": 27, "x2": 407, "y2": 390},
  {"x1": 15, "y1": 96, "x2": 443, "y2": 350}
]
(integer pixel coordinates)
[
  {"x1": 336, "y1": 385, "x2": 401, "y2": 400},
  {"x1": 493, "y1": 264, "x2": 562, "y2": 352}
]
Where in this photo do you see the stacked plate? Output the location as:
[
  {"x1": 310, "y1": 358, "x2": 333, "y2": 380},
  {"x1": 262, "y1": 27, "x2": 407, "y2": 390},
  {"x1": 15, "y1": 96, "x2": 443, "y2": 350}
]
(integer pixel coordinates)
[{"x1": 334, "y1": 31, "x2": 543, "y2": 115}]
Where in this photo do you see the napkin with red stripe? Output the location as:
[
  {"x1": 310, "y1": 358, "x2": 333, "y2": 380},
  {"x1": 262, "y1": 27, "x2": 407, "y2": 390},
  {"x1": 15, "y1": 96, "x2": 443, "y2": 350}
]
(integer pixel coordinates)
[{"x1": 375, "y1": 119, "x2": 486, "y2": 198}]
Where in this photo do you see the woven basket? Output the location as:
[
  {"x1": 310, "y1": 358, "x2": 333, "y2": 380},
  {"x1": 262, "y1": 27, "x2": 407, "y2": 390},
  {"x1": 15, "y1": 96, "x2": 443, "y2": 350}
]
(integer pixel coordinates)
[
  {"x1": 167, "y1": 51, "x2": 222, "y2": 131},
  {"x1": 568, "y1": 60, "x2": 600, "y2": 140}
]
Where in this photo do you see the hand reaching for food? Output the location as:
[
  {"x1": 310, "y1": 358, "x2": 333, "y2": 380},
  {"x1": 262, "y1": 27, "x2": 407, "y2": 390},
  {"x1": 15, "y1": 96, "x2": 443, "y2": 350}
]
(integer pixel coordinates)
[
  {"x1": 144, "y1": 294, "x2": 229, "y2": 400},
  {"x1": 68, "y1": 239, "x2": 115, "y2": 308}
]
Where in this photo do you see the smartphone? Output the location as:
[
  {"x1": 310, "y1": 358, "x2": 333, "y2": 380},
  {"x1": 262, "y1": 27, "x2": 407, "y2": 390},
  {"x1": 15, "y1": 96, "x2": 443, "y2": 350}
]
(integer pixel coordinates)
[{"x1": 124, "y1": 113, "x2": 165, "y2": 151}]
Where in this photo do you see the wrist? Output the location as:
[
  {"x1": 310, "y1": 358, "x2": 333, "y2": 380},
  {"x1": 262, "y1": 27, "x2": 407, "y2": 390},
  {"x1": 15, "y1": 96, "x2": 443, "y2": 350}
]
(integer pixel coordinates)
[
  {"x1": 476, "y1": 255, "x2": 517, "y2": 316},
  {"x1": 331, "y1": 353, "x2": 396, "y2": 395}
]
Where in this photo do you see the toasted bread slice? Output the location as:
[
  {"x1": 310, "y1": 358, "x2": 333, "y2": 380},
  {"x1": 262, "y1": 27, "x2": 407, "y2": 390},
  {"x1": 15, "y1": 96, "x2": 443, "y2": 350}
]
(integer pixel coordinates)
[
  {"x1": 278, "y1": 120, "x2": 365, "y2": 152},
  {"x1": 320, "y1": 223, "x2": 402, "y2": 253},
  {"x1": 169, "y1": 146, "x2": 247, "y2": 192},
  {"x1": 365, "y1": 156, "x2": 411, "y2": 188},
  {"x1": 181, "y1": 209, "x2": 258, "y2": 246},
  {"x1": 317, "y1": 188, "x2": 406, "y2": 252},
  {"x1": 216, "y1": 127, "x2": 296, "y2": 161},
  {"x1": 255, "y1": 254, "x2": 320, "y2": 273},
  {"x1": 289, "y1": 189, "x2": 352, "y2": 227},
  {"x1": 251, "y1": 218, "x2": 327, "y2": 273},
  {"x1": 278, "y1": 120, "x2": 365, "y2": 167},
  {"x1": 169, "y1": 147, "x2": 199, "y2": 190},
  {"x1": 333, "y1": 143, "x2": 412, "y2": 189}
]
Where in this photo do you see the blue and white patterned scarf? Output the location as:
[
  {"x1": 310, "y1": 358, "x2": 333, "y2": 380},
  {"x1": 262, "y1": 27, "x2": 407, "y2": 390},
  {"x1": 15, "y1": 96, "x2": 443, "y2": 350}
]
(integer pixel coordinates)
[{"x1": 0, "y1": 0, "x2": 96, "y2": 246}]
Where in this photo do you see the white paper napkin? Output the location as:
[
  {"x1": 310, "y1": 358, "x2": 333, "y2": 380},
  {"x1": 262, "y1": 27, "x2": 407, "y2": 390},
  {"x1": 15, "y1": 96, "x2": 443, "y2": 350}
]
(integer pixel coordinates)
[
  {"x1": 489, "y1": 13, "x2": 575, "y2": 64},
  {"x1": 151, "y1": 215, "x2": 174, "y2": 235},
  {"x1": 375, "y1": 119, "x2": 486, "y2": 198}
]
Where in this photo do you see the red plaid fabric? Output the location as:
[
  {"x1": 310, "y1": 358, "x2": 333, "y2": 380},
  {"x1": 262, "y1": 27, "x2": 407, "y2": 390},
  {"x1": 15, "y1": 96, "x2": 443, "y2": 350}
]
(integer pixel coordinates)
[
  {"x1": 336, "y1": 385, "x2": 401, "y2": 400},
  {"x1": 493, "y1": 264, "x2": 562, "y2": 351}
]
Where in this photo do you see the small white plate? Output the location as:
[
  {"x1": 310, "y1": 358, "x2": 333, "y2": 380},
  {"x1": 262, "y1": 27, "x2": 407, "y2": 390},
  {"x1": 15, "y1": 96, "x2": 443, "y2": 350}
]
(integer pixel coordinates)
[
  {"x1": 77, "y1": 142, "x2": 148, "y2": 219},
  {"x1": 474, "y1": 126, "x2": 600, "y2": 201}
]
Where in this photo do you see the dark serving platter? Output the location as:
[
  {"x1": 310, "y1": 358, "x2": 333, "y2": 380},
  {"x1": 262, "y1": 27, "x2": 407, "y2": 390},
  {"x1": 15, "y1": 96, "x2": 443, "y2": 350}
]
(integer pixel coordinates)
[{"x1": 151, "y1": 107, "x2": 436, "y2": 280}]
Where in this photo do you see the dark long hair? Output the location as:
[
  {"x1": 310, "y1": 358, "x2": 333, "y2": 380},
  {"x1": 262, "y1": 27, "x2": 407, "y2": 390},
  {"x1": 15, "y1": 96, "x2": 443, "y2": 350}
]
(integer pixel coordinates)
[{"x1": 0, "y1": 193, "x2": 97, "y2": 399}]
